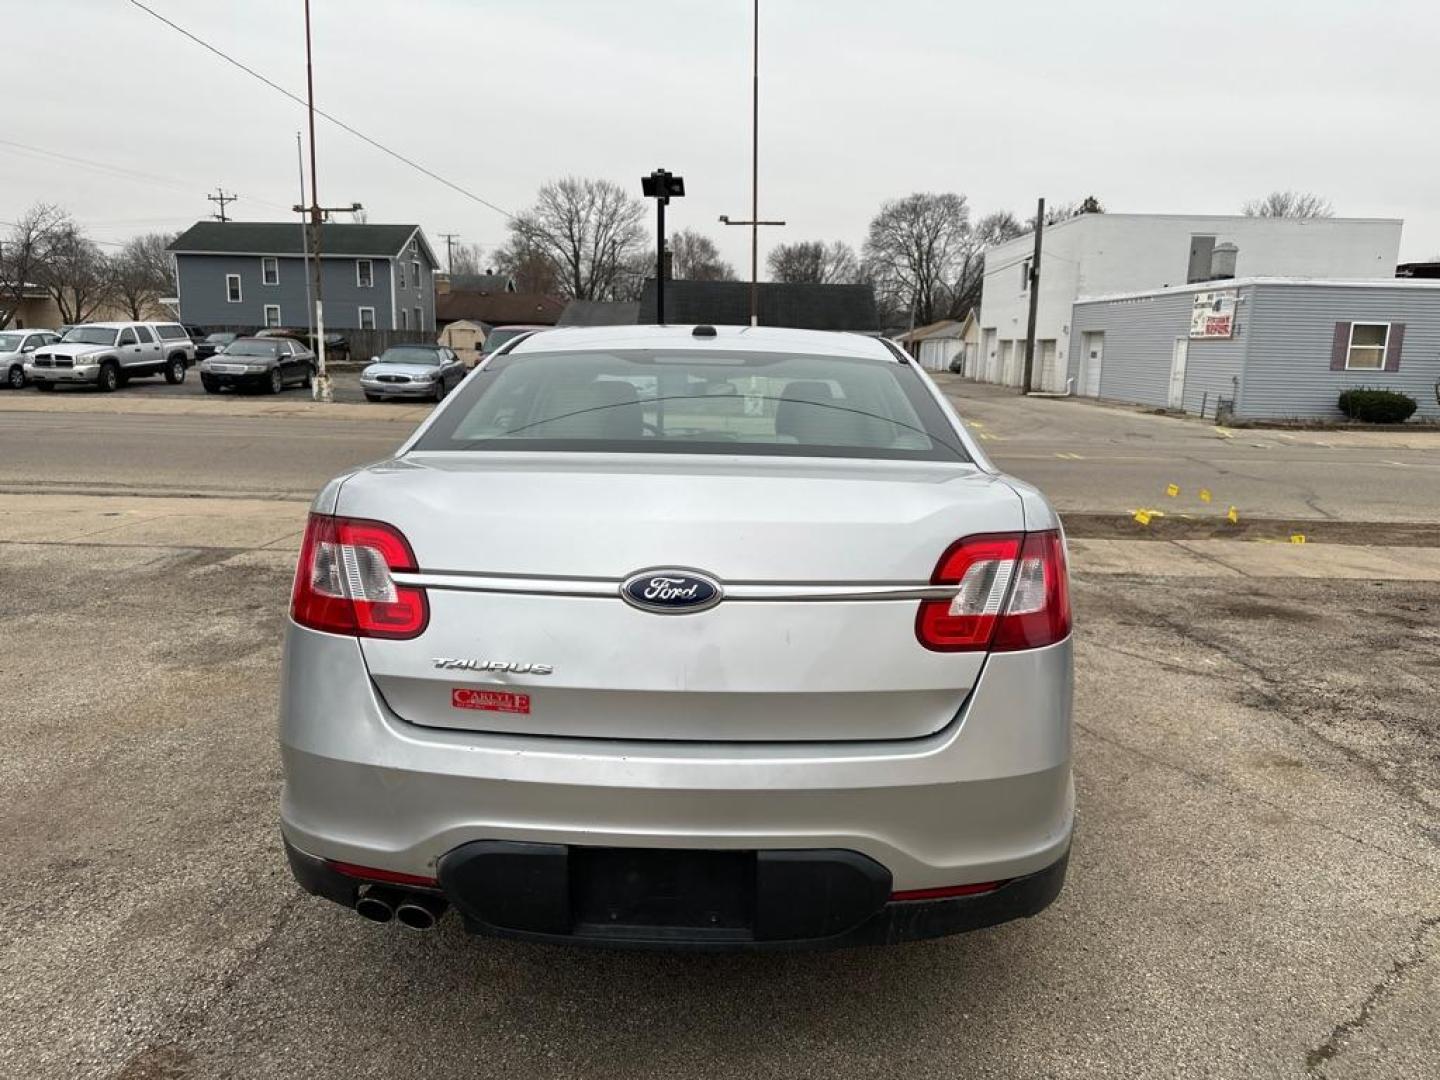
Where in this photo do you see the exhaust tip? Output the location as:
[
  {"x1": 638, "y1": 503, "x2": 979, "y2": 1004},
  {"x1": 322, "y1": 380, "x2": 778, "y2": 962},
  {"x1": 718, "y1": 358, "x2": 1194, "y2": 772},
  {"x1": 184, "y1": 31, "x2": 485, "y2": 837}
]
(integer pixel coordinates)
[
  {"x1": 394, "y1": 893, "x2": 448, "y2": 931},
  {"x1": 354, "y1": 886, "x2": 399, "y2": 923}
]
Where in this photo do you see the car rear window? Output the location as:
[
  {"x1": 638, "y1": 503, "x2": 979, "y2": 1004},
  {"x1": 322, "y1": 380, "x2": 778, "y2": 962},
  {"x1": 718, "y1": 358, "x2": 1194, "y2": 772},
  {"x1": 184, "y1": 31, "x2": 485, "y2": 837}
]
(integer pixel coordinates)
[
  {"x1": 412, "y1": 348, "x2": 969, "y2": 462},
  {"x1": 155, "y1": 324, "x2": 187, "y2": 340}
]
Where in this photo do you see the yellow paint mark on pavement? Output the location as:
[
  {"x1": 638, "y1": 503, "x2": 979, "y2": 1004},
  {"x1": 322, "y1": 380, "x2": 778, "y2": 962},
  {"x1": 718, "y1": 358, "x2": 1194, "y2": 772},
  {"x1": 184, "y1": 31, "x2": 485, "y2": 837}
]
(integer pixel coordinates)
[
  {"x1": 1227, "y1": 506, "x2": 1240, "y2": 524},
  {"x1": 1214, "y1": 427, "x2": 1234, "y2": 439},
  {"x1": 1290, "y1": 534, "x2": 1307, "y2": 544},
  {"x1": 1199, "y1": 488, "x2": 1213, "y2": 503},
  {"x1": 1165, "y1": 483, "x2": 1180, "y2": 498},
  {"x1": 1133, "y1": 510, "x2": 1153, "y2": 526}
]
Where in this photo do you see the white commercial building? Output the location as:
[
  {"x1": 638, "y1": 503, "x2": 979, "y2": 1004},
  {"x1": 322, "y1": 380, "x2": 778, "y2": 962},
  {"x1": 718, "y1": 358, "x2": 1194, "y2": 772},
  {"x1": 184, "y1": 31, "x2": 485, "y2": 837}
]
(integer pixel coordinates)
[{"x1": 976, "y1": 213, "x2": 1403, "y2": 392}]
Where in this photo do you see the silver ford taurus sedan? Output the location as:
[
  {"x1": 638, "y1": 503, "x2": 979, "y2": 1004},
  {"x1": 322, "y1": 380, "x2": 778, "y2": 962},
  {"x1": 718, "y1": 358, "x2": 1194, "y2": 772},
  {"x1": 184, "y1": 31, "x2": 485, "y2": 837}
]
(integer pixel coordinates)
[{"x1": 281, "y1": 324, "x2": 1073, "y2": 948}]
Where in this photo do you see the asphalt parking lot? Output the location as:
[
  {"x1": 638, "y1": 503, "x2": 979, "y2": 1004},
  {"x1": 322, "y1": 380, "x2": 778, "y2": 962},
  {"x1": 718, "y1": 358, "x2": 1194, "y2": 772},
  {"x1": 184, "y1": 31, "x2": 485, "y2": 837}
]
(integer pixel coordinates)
[{"x1": 1, "y1": 388, "x2": 1437, "y2": 1079}]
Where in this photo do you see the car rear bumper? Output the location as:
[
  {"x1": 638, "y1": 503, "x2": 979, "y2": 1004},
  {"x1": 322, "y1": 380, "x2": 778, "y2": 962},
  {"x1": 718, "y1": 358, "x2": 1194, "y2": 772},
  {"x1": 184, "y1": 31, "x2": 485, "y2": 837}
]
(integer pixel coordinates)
[
  {"x1": 284, "y1": 834, "x2": 1069, "y2": 949},
  {"x1": 280, "y1": 623, "x2": 1073, "y2": 918}
]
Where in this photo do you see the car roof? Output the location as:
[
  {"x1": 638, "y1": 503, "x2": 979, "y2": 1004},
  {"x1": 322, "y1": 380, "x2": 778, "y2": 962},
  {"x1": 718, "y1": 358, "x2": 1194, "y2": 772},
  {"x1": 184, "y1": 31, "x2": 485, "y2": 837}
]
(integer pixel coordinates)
[
  {"x1": 384, "y1": 342, "x2": 444, "y2": 349},
  {"x1": 508, "y1": 324, "x2": 899, "y2": 362}
]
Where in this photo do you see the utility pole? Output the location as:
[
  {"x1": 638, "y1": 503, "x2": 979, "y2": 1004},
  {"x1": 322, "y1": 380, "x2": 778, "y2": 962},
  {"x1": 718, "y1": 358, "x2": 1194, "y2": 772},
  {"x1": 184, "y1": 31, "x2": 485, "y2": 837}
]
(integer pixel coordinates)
[
  {"x1": 720, "y1": 0, "x2": 784, "y2": 326},
  {"x1": 1021, "y1": 197, "x2": 1045, "y2": 394},
  {"x1": 299, "y1": 0, "x2": 359, "y2": 404},
  {"x1": 439, "y1": 233, "x2": 460, "y2": 274},
  {"x1": 207, "y1": 188, "x2": 237, "y2": 222},
  {"x1": 295, "y1": 133, "x2": 314, "y2": 350}
]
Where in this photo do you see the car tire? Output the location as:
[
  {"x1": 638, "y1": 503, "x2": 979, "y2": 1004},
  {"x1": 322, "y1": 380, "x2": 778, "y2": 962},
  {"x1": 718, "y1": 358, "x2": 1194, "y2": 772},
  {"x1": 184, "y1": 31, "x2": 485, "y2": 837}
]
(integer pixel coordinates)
[
  {"x1": 364, "y1": 392, "x2": 383, "y2": 403},
  {"x1": 6, "y1": 364, "x2": 23, "y2": 390},
  {"x1": 164, "y1": 356, "x2": 186, "y2": 384},
  {"x1": 98, "y1": 362, "x2": 119, "y2": 392},
  {"x1": 201, "y1": 376, "x2": 220, "y2": 394},
  {"x1": 302, "y1": 364, "x2": 314, "y2": 389},
  {"x1": 433, "y1": 380, "x2": 447, "y2": 402},
  {"x1": 268, "y1": 368, "x2": 284, "y2": 395}
]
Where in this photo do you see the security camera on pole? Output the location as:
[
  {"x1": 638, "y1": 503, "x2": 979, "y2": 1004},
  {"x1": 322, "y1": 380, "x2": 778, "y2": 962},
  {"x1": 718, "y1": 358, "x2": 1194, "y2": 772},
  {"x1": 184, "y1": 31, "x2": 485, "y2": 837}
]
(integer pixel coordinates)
[{"x1": 641, "y1": 169, "x2": 685, "y2": 325}]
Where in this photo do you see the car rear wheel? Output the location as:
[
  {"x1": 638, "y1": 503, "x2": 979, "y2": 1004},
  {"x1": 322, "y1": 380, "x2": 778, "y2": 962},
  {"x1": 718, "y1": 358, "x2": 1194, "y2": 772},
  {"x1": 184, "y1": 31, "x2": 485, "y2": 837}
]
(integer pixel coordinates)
[
  {"x1": 6, "y1": 364, "x2": 23, "y2": 390},
  {"x1": 98, "y1": 362, "x2": 119, "y2": 392},
  {"x1": 164, "y1": 357, "x2": 186, "y2": 384},
  {"x1": 269, "y1": 368, "x2": 283, "y2": 395}
]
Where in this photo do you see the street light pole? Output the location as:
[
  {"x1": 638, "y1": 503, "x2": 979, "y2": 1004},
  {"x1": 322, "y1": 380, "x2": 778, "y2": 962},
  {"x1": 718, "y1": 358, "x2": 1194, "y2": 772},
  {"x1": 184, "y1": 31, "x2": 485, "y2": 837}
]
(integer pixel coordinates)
[
  {"x1": 720, "y1": 0, "x2": 785, "y2": 327},
  {"x1": 302, "y1": 0, "x2": 329, "y2": 403}
]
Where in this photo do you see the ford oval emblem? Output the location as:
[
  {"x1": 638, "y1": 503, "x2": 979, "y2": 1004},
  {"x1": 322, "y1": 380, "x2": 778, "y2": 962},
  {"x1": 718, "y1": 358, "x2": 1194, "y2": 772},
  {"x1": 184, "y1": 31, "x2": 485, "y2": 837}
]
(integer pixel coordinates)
[{"x1": 620, "y1": 568, "x2": 724, "y2": 615}]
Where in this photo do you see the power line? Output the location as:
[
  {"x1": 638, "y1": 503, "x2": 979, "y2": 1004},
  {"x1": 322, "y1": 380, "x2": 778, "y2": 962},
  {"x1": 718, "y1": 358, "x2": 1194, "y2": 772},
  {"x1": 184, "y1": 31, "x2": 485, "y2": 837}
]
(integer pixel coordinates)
[
  {"x1": 207, "y1": 187, "x2": 238, "y2": 222},
  {"x1": 0, "y1": 136, "x2": 292, "y2": 212},
  {"x1": 125, "y1": 0, "x2": 516, "y2": 224}
]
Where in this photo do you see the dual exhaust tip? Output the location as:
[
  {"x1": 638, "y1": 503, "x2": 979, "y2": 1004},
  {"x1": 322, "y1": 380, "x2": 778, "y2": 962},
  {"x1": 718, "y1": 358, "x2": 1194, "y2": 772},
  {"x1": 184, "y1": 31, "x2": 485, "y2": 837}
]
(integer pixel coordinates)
[{"x1": 354, "y1": 885, "x2": 447, "y2": 930}]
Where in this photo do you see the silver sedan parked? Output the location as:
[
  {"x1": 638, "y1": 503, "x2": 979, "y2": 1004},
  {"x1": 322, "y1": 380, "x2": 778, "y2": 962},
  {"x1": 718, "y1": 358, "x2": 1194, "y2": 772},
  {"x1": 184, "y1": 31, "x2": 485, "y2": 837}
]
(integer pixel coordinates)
[
  {"x1": 360, "y1": 344, "x2": 466, "y2": 402},
  {"x1": 281, "y1": 324, "x2": 1073, "y2": 947}
]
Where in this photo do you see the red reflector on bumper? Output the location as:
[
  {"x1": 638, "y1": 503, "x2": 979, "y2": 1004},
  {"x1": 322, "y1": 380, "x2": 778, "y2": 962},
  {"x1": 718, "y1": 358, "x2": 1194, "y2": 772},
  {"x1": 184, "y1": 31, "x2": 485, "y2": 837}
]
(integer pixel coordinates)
[
  {"x1": 890, "y1": 880, "x2": 1006, "y2": 902},
  {"x1": 326, "y1": 860, "x2": 439, "y2": 889}
]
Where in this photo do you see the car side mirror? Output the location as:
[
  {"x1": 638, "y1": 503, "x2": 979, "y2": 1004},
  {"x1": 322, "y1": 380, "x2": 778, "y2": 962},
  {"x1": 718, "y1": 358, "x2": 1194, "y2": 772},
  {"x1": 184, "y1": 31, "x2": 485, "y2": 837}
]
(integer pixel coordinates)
[{"x1": 370, "y1": 356, "x2": 379, "y2": 364}]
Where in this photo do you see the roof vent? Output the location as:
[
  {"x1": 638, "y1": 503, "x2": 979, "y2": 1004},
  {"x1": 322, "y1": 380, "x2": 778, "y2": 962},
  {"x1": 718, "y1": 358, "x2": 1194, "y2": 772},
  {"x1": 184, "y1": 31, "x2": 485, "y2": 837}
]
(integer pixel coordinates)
[{"x1": 692, "y1": 325, "x2": 717, "y2": 338}]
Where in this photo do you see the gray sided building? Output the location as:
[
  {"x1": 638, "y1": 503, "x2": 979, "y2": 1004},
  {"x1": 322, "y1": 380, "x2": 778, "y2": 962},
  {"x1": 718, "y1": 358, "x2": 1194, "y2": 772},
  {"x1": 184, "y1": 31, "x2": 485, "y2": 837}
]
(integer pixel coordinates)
[
  {"x1": 169, "y1": 222, "x2": 439, "y2": 332},
  {"x1": 1068, "y1": 279, "x2": 1440, "y2": 422}
]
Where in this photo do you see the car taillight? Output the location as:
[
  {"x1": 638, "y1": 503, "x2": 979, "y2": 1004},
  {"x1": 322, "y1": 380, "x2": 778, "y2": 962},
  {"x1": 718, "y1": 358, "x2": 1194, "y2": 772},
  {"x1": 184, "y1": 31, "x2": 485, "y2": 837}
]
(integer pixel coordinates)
[
  {"x1": 916, "y1": 530, "x2": 1070, "y2": 652},
  {"x1": 290, "y1": 514, "x2": 428, "y2": 639}
]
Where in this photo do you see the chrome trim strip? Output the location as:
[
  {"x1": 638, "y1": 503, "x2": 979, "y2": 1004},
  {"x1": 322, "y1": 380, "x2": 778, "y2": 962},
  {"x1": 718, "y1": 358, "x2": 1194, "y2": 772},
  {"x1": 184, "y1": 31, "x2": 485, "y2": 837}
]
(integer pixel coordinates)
[{"x1": 391, "y1": 572, "x2": 956, "y2": 603}]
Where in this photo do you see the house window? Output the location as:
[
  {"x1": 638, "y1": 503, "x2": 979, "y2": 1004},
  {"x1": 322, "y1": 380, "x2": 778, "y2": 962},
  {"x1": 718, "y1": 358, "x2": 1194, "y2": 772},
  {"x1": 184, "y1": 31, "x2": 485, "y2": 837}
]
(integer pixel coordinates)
[
  {"x1": 411, "y1": 260, "x2": 420, "y2": 289},
  {"x1": 358, "y1": 306, "x2": 376, "y2": 330},
  {"x1": 400, "y1": 307, "x2": 410, "y2": 330},
  {"x1": 263, "y1": 304, "x2": 282, "y2": 328},
  {"x1": 413, "y1": 305, "x2": 422, "y2": 330},
  {"x1": 262, "y1": 257, "x2": 279, "y2": 286},
  {"x1": 226, "y1": 274, "x2": 242, "y2": 303},
  {"x1": 356, "y1": 259, "x2": 373, "y2": 288},
  {"x1": 398, "y1": 262, "x2": 406, "y2": 288},
  {"x1": 1347, "y1": 323, "x2": 1389, "y2": 369}
]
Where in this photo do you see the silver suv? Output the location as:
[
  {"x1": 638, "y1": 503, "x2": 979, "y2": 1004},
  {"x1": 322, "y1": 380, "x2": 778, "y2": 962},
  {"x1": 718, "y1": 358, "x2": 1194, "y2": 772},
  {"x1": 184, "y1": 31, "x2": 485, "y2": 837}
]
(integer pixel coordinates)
[
  {"x1": 27, "y1": 321, "x2": 195, "y2": 391},
  {"x1": 280, "y1": 325, "x2": 1073, "y2": 948}
]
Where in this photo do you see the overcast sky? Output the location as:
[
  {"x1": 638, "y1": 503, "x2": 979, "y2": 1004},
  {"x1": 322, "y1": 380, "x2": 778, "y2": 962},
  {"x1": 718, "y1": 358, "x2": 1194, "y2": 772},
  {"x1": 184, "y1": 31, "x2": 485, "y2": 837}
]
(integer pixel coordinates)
[{"x1": 8, "y1": 0, "x2": 1439, "y2": 271}]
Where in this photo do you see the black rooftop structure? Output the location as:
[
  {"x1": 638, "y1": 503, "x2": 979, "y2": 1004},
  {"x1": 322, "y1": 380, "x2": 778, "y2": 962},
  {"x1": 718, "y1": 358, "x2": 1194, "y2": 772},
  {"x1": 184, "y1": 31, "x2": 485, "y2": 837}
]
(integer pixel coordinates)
[
  {"x1": 637, "y1": 280, "x2": 879, "y2": 332},
  {"x1": 169, "y1": 221, "x2": 425, "y2": 258}
]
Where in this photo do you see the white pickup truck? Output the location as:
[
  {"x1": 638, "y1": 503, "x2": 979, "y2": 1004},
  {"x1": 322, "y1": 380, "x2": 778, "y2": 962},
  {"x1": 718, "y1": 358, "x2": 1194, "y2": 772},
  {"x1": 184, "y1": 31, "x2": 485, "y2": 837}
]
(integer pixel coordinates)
[{"x1": 27, "y1": 321, "x2": 196, "y2": 392}]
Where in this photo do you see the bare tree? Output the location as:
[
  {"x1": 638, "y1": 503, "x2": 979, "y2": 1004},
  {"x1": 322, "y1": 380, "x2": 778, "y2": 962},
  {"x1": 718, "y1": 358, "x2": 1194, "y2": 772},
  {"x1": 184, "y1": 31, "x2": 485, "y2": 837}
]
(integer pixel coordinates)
[
  {"x1": 448, "y1": 242, "x2": 490, "y2": 278},
  {"x1": 0, "y1": 203, "x2": 67, "y2": 328},
  {"x1": 109, "y1": 232, "x2": 175, "y2": 320},
  {"x1": 493, "y1": 232, "x2": 562, "y2": 295},
  {"x1": 668, "y1": 229, "x2": 734, "y2": 281},
  {"x1": 1242, "y1": 190, "x2": 1335, "y2": 218},
  {"x1": 32, "y1": 219, "x2": 114, "y2": 324},
  {"x1": 945, "y1": 210, "x2": 1029, "y2": 319},
  {"x1": 766, "y1": 240, "x2": 860, "y2": 284},
  {"x1": 508, "y1": 177, "x2": 648, "y2": 300},
  {"x1": 863, "y1": 193, "x2": 970, "y2": 327}
]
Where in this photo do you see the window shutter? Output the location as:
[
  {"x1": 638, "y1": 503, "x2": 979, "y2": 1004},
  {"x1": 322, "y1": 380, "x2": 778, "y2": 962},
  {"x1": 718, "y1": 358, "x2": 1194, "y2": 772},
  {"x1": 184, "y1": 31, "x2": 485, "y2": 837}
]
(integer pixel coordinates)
[
  {"x1": 1384, "y1": 323, "x2": 1405, "y2": 371},
  {"x1": 1330, "y1": 322, "x2": 1351, "y2": 370}
]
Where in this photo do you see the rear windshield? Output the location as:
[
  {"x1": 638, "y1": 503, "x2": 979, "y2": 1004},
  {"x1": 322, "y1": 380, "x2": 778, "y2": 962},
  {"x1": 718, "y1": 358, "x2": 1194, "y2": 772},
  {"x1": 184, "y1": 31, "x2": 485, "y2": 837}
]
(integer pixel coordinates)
[
  {"x1": 413, "y1": 348, "x2": 968, "y2": 462},
  {"x1": 481, "y1": 328, "x2": 527, "y2": 353}
]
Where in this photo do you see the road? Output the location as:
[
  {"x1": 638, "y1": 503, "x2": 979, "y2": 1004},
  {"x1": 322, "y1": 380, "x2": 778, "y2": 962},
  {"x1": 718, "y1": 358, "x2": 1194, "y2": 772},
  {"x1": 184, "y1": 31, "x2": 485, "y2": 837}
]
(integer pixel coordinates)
[
  {"x1": 934, "y1": 376, "x2": 1440, "y2": 524},
  {"x1": 3, "y1": 377, "x2": 1436, "y2": 522},
  {"x1": 0, "y1": 493, "x2": 1436, "y2": 1079}
]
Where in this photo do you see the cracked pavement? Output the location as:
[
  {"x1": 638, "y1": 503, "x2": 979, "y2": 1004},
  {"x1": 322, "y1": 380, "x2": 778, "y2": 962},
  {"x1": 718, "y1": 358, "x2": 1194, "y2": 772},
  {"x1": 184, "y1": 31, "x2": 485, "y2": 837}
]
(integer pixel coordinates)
[{"x1": 1, "y1": 389, "x2": 1437, "y2": 1078}]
